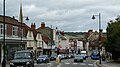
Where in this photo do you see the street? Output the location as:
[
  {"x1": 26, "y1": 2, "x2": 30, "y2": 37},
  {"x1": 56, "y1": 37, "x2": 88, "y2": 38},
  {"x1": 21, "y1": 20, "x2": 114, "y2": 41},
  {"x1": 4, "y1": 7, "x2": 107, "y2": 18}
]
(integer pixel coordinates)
[{"x1": 34, "y1": 58, "x2": 96, "y2": 67}]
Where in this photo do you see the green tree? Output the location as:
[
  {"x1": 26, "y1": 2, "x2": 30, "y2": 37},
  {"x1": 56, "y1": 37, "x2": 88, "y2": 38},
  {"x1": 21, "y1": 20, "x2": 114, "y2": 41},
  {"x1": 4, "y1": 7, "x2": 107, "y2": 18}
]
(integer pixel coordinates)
[{"x1": 105, "y1": 17, "x2": 120, "y2": 60}]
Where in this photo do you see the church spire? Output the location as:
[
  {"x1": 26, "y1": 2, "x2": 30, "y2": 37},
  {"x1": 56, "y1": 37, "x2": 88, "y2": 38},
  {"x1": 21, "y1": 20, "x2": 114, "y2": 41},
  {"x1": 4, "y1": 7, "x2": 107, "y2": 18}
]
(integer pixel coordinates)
[{"x1": 19, "y1": 0, "x2": 23, "y2": 23}]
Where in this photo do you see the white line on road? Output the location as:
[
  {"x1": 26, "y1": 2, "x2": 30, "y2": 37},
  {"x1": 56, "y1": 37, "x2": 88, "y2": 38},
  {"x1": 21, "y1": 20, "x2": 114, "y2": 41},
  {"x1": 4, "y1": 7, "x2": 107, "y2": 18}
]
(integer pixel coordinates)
[
  {"x1": 57, "y1": 65, "x2": 61, "y2": 67},
  {"x1": 88, "y1": 64, "x2": 93, "y2": 66},
  {"x1": 47, "y1": 63, "x2": 52, "y2": 64},
  {"x1": 80, "y1": 63, "x2": 86, "y2": 65},
  {"x1": 65, "y1": 63, "x2": 70, "y2": 64},
  {"x1": 73, "y1": 63, "x2": 78, "y2": 65}
]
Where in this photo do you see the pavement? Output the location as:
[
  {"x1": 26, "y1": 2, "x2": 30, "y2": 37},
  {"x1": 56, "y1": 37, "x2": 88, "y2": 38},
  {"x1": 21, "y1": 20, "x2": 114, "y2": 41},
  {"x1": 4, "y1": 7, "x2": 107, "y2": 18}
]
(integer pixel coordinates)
[
  {"x1": 0, "y1": 61, "x2": 9, "y2": 67},
  {"x1": 96, "y1": 59, "x2": 120, "y2": 67}
]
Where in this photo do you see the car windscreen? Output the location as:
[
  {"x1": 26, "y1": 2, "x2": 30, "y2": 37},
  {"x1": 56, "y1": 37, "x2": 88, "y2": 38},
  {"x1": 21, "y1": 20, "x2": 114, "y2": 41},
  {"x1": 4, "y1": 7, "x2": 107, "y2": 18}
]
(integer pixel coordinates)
[
  {"x1": 14, "y1": 52, "x2": 32, "y2": 59},
  {"x1": 39, "y1": 55, "x2": 48, "y2": 58}
]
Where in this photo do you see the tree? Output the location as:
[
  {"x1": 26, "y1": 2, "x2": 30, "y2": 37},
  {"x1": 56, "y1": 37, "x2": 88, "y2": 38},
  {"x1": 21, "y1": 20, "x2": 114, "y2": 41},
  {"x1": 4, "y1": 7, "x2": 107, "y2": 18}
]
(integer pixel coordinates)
[{"x1": 105, "y1": 16, "x2": 120, "y2": 60}]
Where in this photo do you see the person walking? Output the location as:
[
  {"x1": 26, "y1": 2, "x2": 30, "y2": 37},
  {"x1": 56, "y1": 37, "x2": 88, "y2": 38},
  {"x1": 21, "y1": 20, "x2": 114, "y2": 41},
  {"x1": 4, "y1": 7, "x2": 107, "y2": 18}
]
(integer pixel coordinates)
[{"x1": 56, "y1": 54, "x2": 61, "y2": 64}]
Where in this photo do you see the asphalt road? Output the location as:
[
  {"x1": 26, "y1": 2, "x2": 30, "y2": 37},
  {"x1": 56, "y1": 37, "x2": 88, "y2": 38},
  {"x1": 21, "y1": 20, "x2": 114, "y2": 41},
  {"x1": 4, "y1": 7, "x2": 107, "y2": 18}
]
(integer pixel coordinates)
[{"x1": 34, "y1": 57, "x2": 97, "y2": 67}]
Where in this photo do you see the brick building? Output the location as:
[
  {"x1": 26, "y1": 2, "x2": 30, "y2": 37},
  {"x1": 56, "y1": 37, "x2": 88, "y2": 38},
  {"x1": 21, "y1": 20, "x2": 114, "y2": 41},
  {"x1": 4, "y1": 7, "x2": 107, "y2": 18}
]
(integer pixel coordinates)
[{"x1": 0, "y1": 15, "x2": 29, "y2": 62}]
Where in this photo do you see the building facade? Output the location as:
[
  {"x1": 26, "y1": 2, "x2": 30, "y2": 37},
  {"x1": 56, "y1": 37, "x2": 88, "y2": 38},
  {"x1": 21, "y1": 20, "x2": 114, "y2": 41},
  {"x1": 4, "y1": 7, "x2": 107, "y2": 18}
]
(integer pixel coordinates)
[{"x1": 0, "y1": 15, "x2": 29, "y2": 63}]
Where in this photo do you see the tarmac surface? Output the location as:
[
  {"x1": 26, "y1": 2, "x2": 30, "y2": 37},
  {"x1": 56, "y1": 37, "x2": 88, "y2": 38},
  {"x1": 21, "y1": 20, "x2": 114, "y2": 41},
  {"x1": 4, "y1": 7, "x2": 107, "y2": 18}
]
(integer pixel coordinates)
[{"x1": 96, "y1": 60, "x2": 120, "y2": 67}]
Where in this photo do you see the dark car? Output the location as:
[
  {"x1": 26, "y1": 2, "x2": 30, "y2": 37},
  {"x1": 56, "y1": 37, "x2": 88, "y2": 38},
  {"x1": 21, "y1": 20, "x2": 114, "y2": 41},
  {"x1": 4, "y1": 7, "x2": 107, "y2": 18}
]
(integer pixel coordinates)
[
  {"x1": 10, "y1": 50, "x2": 34, "y2": 67},
  {"x1": 50, "y1": 54, "x2": 57, "y2": 61},
  {"x1": 37, "y1": 55, "x2": 49, "y2": 64}
]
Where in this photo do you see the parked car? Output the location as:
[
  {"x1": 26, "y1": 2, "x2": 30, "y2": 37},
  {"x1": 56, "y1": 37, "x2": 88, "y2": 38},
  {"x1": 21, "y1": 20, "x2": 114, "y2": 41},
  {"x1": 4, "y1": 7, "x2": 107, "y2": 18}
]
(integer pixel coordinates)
[
  {"x1": 74, "y1": 54, "x2": 84, "y2": 62},
  {"x1": 37, "y1": 55, "x2": 49, "y2": 63},
  {"x1": 91, "y1": 55, "x2": 100, "y2": 60},
  {"x1": 50, "y1": 54, "x2": 57, "y2": 61},
  {"x1": 91, "y1": 50, "x2": 100, "y2": 60},
  {"x1": 80, "y1": 50, "x2": 88, "y2": 60},
  {"x1": 10, "y1": 50, "x2": 34, "y2": 67},
  {"x1": 80, "y1": 53, "x2": 87, "y2": 60}
]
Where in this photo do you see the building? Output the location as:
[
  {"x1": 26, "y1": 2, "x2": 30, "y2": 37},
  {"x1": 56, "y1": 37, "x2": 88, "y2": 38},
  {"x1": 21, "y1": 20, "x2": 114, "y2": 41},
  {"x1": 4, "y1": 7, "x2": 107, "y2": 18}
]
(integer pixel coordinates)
[
  {"x1": 26, "y1": 23, "x2": 50, "y2": 57},
  {"x1": 0, "y1": 15, "x2": 29, "y2": 62},
  {"x1": 36, "y1": 22, "x2": 54, "y2": 56},
  {"x1": 87, "y1": 29, "x2": 106, "y2": 50}
]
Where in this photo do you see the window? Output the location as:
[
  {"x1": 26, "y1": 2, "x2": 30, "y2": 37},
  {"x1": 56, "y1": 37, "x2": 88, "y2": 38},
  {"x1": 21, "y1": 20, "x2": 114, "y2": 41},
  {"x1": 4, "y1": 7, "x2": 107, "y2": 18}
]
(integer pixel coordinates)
[
  {"x1": 29, "y1": 41, "x2": 31, "y2": 47},
  {"x1": 0, "y1": 23, "x2": 6, "y2": 36},
  {"x1": 12, "y1": 26, "x2": 18, "y2": 36},
  {"x1": 38, "y1": 34, "x2": 40, "y2": 39}
]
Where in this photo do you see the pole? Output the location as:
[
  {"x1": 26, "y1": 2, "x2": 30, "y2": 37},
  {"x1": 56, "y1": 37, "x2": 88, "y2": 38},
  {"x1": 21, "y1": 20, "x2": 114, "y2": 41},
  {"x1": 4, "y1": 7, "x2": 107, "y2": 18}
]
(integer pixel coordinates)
[
  {"x1": 92, "y1": 13, "x2": 102, "y2": 64},
  {"x1": 2, "y1": 0, "x2": 6, "y2": 67},
  {"x1": 21, "y1": 18, "x2": 22, "y2": 49},
  {"x1": 99, "y1": 13, "x2": 102, "y2": 64},
  {"x1": 50, "y1": 25, "x2": 52, "y2": 55}
]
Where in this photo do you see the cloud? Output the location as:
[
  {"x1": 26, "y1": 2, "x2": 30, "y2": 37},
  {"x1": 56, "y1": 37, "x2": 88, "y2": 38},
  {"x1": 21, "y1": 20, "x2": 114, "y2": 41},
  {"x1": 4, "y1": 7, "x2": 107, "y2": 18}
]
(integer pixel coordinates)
[{"x1": 0, "y1": 0, "x2": 120, "y2": 32}]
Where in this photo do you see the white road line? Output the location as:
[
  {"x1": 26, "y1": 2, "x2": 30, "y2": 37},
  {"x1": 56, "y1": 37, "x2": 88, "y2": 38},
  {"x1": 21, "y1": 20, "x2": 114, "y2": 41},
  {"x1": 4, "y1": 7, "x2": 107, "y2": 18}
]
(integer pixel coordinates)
[
  {"x1": 88, "y1": 64, "x2": 93, "y2": 66},
  {"x1": 47, "y1": 66, "x2": 50, "y2": 67},
  {"x1": 39, "y1": 64, "x2": 44, "y2": 65},
  {"x1": 56, "y1": 63, "x2": 62, "y2": 67},
  {"x1": 73, "y1": 63, "x2": 78, "y2": 65},
  {"x1": 47, "y1": 63, "x2": 52, "y2": 64},
  {"x1": 65, "y1": 63, "x2": 70, "y2": 64},
  {"x1": 80, "y1": 63, "x2": 86, "y2": 65}
]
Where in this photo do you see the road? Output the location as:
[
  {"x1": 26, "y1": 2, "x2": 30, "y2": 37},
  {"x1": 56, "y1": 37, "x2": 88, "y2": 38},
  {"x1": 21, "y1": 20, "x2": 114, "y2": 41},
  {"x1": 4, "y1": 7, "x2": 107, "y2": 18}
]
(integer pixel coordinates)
[{"x1": 34, "y1": 57, "x2": 97, "y2": 67}]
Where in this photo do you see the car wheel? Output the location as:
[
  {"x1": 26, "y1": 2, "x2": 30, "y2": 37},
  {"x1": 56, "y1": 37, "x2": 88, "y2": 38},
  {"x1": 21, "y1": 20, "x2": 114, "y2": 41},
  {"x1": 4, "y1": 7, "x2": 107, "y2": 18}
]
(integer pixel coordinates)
[
  {"x1": 32, "y1": 64, "x2": 34, "y2": 67},
  {"x1": 74, "y1": 60, "x2": 76, "y2": 62},
  {"x1": 37, "y1": 62, "x2": 39, "y2": 64}
]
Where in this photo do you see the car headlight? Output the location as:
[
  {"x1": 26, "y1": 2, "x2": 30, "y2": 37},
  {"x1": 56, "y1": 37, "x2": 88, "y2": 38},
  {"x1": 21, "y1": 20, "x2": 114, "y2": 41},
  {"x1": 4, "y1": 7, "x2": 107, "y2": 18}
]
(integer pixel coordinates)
[
  {"x1": 10, "y1": 62, "x2": 14, "y2": 65},
  {"x1": 26, "y1": 62, "x2": 30, "y2": 64},
  {"x1": 43, "y1": 58, "x2": 46, "y2": 60}
]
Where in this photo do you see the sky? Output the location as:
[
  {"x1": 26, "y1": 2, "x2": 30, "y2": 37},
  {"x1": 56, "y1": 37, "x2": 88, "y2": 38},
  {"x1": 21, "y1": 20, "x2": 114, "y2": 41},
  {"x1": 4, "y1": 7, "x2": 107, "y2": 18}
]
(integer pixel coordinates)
[{"x1": 0, "y1": 0, "x2": 120, "y2": 32}]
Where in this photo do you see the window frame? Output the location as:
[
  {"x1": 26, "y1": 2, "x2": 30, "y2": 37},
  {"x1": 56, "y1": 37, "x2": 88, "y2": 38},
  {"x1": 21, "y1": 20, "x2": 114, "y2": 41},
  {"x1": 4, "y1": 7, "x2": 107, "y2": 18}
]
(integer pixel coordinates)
[{"x1": 12, "y1": 26, "x2": 18, "y2": 37}]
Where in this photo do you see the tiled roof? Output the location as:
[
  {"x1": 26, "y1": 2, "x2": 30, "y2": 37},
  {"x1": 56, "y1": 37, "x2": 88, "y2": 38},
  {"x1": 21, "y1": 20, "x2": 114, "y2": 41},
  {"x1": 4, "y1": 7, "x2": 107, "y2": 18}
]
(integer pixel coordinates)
[{"x1": 42, "y1": 35, "x2": 50, "y2": 45}]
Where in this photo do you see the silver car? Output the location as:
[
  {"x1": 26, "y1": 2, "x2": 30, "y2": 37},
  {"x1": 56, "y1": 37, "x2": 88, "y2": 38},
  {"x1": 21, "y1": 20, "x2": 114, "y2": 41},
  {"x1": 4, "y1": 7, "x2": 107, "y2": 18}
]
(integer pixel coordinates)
[{"x1": 74, "y1": 54, "x2": 84, "y2": 62}]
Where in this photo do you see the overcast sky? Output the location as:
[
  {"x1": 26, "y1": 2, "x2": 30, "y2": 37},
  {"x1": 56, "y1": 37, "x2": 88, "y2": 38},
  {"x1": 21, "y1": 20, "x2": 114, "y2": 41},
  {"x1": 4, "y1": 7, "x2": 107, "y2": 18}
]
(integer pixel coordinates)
[{"x1": 0, "y1": 0, "x2": 120, "y2": 32}]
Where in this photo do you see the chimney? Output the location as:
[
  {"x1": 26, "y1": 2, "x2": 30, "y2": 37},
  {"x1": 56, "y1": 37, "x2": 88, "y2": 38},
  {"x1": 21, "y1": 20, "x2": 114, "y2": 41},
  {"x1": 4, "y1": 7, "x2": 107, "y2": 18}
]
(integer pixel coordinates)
[
  {"x1": 41, "y1": 22, "x2": 45, "y2": 29},
  {"x1": 31, "y1": 23, "x2": 36, "y2": 29},
  {"x1": 99, "y1": 29, "x2": 103, "y2": 33},
  {"x1": 88, "y1": 29, "x2": 93, "y2": 35}
]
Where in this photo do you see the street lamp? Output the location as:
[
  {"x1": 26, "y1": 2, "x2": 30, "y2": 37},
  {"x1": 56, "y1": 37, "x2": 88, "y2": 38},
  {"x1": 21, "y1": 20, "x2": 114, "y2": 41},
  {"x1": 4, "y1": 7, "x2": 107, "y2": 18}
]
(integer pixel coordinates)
[
  {"x1": 2, "y1": 0, "x2": 6, "y2": 67},
  {"x1": 20, "y1": 16, "x2": 29, "y2": 50},
  {"x1": 19, "y1": 0, "x2": 29, "y2": 49},
  {"x1": 50, "y1": 25, "x2": 53, "y2": 55},
  {"x1": 92, "y1": 13, "x2": 102, "y2": 64}
]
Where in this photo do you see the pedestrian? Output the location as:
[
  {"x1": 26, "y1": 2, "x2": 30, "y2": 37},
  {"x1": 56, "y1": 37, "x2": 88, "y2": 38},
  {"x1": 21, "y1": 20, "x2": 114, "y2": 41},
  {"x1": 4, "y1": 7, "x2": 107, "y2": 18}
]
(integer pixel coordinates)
[
  {"x1": 109, "y1": 53, "x2": 112, "y2": 60},
  {"x1": 56, "y1": 54, "x2": 61, "y2": 64}
]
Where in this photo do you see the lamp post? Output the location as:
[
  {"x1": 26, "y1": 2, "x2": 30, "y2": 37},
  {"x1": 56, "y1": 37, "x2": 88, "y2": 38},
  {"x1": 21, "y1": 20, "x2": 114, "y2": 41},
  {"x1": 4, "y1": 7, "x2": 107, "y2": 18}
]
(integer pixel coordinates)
[
  {"x1": 20, "y1": 16, "x2": 29, "y2": 50},
  {"x1": 92, "y1": 13, "x2": 102, "y2": 64},
  {"x1": 50, "y1": 25, "x2": 53, "y2": 55},
  {"x1": 2, "y1": 0, "x2": 6, "y2": 67},
  {"x1": 19, "y1": 0, "x2": 29, "y2": 50}
]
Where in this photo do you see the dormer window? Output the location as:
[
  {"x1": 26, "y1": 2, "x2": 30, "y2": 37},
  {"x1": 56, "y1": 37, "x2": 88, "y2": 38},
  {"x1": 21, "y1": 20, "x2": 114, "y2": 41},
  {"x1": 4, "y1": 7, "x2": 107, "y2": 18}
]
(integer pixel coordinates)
[
  {"x1": 38, "y1": 34, "x2": 40, "y2": 39},
  {"x1": 29, "y1": 31, "x2": 32, "y2": 37}
]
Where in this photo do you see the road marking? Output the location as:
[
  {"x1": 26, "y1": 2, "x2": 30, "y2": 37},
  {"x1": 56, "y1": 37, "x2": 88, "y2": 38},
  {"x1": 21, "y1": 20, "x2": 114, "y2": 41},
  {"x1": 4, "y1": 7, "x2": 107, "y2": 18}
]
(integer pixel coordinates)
[
  {"x1": 47, "y1": 66, "x2": 50, "y2": 67},
  {"x1": 35, "y1": 63, "x2": 45, "y2": 65},
  {"x1": 47, "y1": 63, "x2": 52, "y2": 64},
  {"x1": 65, "y1": 63, "x2": 70, "y2": 64},
  {"x1": 73, "y1": 63, "x2": 78, "y2": 65},
  {"x1": 57, "y1": 65, "x2": 61, "y2": 67},
  {"x1": 88, "y1": 64, "x2": 93, "y2": 66},
  {"x1": 80, "y1": 63, "x2": 86, "y2": 65}
]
